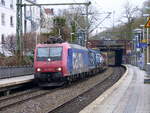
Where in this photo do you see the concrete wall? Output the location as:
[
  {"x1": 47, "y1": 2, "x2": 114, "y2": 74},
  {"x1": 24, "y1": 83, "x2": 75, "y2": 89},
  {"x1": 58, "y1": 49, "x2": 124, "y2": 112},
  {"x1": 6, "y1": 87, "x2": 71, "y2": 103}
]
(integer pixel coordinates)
[{"x1": 0, "y1": 65, "x2": 34, "y2": 79}]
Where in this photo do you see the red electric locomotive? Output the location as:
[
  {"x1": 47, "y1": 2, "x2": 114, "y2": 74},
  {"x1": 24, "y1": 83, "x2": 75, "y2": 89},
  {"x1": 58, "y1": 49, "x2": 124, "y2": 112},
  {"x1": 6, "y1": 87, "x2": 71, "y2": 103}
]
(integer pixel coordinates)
[
  {"x1": 34, "y1": 42, "x2": 90, "y2": 86},
  {"x1": 34, "y1": 41, "x2": 107, "y2": 87},
  {"x1": 34, "y1": 42, "x2": 70, "y2": 86}
]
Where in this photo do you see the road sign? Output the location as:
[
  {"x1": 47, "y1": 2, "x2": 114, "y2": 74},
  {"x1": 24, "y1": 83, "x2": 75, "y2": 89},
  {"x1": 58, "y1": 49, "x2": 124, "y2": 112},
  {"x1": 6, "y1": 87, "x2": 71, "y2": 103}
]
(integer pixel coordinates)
[
  {"x1": 136, "y1": 43, "x2": 147, "y2": 48},
  {"x1": 140, "y1": 43, "x2": 147, "y2": 48},
  {"x1": 142, "y1": 39, "x2": 147, "y2": 43},
  {"x1": 145, "y1": 17, "x2": 150, "y2": 28}
]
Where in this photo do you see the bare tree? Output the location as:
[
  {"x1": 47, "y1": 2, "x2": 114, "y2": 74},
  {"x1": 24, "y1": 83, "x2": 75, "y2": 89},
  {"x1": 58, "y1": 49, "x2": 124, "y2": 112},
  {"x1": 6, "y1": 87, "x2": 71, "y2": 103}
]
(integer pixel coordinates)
[
  {"x1": 119, "y1": 1, "x2": 140, "y2": 39},
  {"x1": 59, "y1": 5, "x2": 104, "y2": 40},
  {"x1": 4, "y1": 33, "x2": 37, "y2": 55},
  {"x1": 4, "y1": 35, "x2": 16, "y2": 53},
  {"x1": 23, "y1": 32, "x2": 36, "y2": 53}
]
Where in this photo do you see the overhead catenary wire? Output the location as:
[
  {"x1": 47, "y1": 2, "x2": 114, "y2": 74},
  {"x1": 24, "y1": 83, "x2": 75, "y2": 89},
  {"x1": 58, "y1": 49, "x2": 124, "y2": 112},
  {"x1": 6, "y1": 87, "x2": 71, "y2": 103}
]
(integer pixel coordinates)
[{"x1": 89, "y1": 12, "x2": 112, "y2": 33}]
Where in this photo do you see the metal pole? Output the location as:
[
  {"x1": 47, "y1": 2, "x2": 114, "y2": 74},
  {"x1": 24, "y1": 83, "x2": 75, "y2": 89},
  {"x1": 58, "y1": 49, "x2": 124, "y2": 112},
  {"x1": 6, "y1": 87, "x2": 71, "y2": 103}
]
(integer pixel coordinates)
[
  {"x1": 147, "y1": 17, "x2": 149, "y2": 64},
  {"x1": 20, "y1": 2, "x2": 91, "y2": 6},
  {"x1": 39, "y1": 7, "x2": 42, "y2": 43},
  {"x1": 136, "y1": 35, "x2": 137, "y2": 66},
  {"x1": 16, "y1": 0, "x2": 20, "y2": 54},
  {"x1": 147, "y1": 27, "x2": 149, "y2": 63},
  {"x1": 142, "y1": 26, "x2": 145, "y2": 69},
  {"x1": 85, "y1": 2, "x2": 91, "y2": 47},
  {"x1": 146, "y1": 16, "x2": 150, "y2": 76},
  {"x1": 23, "y1": 4, "x2": 26, "y2": 55},
  {"x1": 142, "y1": 26, "x2": 146, "y2": 68},
  {"x1": 85, "y1": 4, "x2": 88, "y2": 47},
  {"x1": 24, "y1": 5, "x2": 26, "y2": 35},
  {"x1": 20, "y1": 2, "x2": 23, "y2": 57},
  {"x1": 16, "y1": 0, "x2": 23, "y2": 63}
]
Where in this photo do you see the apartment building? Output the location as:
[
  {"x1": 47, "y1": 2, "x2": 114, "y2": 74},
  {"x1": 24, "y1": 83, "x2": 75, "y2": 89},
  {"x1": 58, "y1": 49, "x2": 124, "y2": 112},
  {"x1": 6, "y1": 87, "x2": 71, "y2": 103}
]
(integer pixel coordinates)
[
  {"x1": 23, "y1": 0, "x2": 41, "y2": 33},
  {"x1": 0, "y1": 0, "x2": 41, "y2": 55},
  {"x1": 40, "y1": 8, "x2": 54, "y2": 33},
  {"x1": 0, "y1": 0, "x2": 16, "y2": 45}
]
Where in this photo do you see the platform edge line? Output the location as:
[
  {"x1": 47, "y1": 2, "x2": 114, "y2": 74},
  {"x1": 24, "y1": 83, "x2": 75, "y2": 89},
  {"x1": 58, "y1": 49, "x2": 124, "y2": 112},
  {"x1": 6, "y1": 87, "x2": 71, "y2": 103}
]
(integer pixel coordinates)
[{"x1": 79, "y1": 65, "x2": 129, "y2": 113}]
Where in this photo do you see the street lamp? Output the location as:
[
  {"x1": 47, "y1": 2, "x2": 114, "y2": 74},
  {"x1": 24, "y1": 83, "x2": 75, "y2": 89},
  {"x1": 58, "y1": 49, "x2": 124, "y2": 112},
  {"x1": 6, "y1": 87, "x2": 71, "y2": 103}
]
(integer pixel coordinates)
[
  {"x1": 140, "y1": 24, "x2": 145, "y2": 69},
  {"x1": 143, "y1": 14, "x2": 150, "y2": 64},
  {"x1": 133, "y1": 28, "x2": 142, "y2": 66},
  {"x1": 143, "y1": 14, "x2": 150, "y2": 77}
]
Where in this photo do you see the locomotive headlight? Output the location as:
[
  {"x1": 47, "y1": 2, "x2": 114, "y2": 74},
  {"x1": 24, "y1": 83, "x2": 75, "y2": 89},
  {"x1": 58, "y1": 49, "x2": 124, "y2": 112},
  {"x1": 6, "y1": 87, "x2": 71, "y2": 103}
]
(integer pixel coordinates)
[
  {"x1": 56, "y1": 67, "x2": 62, "y2": 71},
  {"x1": 37, "y1": 68, "x2": 41, "y2": 72}
]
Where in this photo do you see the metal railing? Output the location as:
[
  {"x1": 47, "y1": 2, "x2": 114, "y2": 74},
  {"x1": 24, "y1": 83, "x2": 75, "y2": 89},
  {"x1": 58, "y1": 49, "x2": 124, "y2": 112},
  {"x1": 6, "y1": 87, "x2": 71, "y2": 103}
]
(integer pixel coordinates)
[{"x1": 0, "y1": 65, "x2": 34, "y2": 79}]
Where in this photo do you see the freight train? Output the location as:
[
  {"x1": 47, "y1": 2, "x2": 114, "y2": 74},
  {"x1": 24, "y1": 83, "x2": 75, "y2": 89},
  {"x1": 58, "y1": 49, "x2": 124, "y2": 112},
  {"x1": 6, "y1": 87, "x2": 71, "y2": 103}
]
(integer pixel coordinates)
[{"x1": 34, "y1": 42, "x2": 107, "y2": 86}]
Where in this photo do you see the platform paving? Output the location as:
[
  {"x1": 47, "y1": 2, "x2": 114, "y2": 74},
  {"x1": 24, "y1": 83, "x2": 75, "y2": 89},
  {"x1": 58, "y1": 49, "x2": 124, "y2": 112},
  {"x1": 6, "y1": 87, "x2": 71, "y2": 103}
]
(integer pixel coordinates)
[
  {"x1": 80, "y1": 65, "x2": 150, "y2": 113},
  {"x1": 0, "y1": 75, "x2": 34, "y2": 88}
]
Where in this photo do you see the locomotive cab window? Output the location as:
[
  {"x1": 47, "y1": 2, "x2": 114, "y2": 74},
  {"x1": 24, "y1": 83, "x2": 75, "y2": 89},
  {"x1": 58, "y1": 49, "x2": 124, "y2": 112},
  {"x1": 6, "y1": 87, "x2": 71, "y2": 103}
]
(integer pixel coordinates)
[
  {"x1": 37, "y1": 47, "x2": 62, "y2": 61},
  {"x1": 37, "y1": 47, "x2": 49, "y2": 57},
  {"x1": 50, "y1": 47, "x2": 62, "y2": 57}
]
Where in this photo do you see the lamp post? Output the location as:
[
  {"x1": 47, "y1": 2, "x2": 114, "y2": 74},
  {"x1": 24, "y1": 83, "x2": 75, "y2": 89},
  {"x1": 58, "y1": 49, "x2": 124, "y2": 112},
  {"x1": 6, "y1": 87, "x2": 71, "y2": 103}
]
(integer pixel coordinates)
[
  {"x1": 146, "y1": 19, "x2": 149, "y2": 64},
  {"x1": 133, "y1": 29, "x2": 142, "y2": 66},
  {"x1": 143, "y1": 14, "x2": 150, "y2": 64},
  {"x1": 143, "y1": 14, "x2": 150, "y2": 76},
  {"x1": 140, "y1": 24, "x2": 146, "y2": 69}
]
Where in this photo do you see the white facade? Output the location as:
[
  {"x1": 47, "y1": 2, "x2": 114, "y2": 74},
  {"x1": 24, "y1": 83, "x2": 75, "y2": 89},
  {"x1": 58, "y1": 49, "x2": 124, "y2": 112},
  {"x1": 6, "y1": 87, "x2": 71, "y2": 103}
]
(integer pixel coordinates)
[
  {"x1": 23, "y1": 0, "x2": 41, "y2": 34},
  {"x1": 40, "y1": 8, "x2": 54, "y2": 33},
  {"x1": 0, "y1": 0, "x2": 41, "y2": 44},
  {"x1": 0, "y1": 0, "x2": 16, "y2": 44},
  {"x1": 0, "y1": 0, "x2": 41, "y2": 55}
]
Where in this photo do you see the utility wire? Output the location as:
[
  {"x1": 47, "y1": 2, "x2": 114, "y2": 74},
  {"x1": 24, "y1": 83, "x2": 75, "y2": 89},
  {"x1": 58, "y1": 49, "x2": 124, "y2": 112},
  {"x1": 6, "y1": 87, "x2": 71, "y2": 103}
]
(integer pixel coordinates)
[{"x1": 89, "y1": 12, "x2": 111, "y2": 33}]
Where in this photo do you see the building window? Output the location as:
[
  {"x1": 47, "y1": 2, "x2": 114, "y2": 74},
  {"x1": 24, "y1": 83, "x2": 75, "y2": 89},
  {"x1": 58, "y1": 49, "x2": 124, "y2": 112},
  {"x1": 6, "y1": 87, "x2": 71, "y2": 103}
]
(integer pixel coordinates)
[
  {"x1": 10, "y1": 0, "x2": 13, "y2": 9},
  {"x1": 10, "y1": 16, "x2": 13, "y2": 27},
  {"x1": 1, "y1": 0, "x2": 5, "y2": 6},
  {"x1": 1, "y1": 34, "x2": 5, "y2": 44},
  {"x1": 1, "y1": 13, "x2": 5, "y2": 25},
  {"x1": 10, "y1": 4, "x2": 13, "y2": 9}
]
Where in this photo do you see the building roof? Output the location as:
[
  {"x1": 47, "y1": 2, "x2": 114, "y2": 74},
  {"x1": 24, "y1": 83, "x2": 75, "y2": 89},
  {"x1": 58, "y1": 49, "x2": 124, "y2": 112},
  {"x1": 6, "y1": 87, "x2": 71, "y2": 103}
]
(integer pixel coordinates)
[{"x1": 44, "y1": 8, "x2": 54, "y2": 15}]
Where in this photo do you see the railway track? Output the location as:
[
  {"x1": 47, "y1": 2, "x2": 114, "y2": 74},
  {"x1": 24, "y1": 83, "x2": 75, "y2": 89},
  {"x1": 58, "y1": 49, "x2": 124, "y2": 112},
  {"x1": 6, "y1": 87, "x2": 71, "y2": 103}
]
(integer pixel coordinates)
[
  {"x1": 49, "y1": 66, "x2": 125, "y2": 113},
  {"x1": 0, "y1": 66, "x2": 125, "y2": 113},
  {"x1": 0, "y1": 88, "x2": 54, "y2": 111}
]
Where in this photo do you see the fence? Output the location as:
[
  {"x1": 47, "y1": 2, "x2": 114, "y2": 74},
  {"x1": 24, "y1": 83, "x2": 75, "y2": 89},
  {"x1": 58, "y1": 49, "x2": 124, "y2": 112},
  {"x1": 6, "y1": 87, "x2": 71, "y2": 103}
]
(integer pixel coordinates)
[{"x1": 0, "y1": 65, "x2": 34, "y2": 79}]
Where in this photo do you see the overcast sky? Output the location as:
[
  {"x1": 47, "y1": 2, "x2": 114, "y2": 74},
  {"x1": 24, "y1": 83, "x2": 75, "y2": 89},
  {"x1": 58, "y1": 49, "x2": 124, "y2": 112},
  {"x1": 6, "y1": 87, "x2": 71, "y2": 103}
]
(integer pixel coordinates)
[{"x1": 37, "y1": 0, "x2": 147, "y2": 33}]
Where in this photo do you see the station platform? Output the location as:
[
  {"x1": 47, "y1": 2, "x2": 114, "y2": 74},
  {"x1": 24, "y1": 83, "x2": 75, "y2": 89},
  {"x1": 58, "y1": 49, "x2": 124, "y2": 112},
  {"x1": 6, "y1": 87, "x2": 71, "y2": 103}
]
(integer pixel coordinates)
[
  {"x1": 80, "y1": 65, "x2": 150, "y2": 113},
  {"x1": 0, "y1": 75, "x2": 34, "y2": 88}
]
